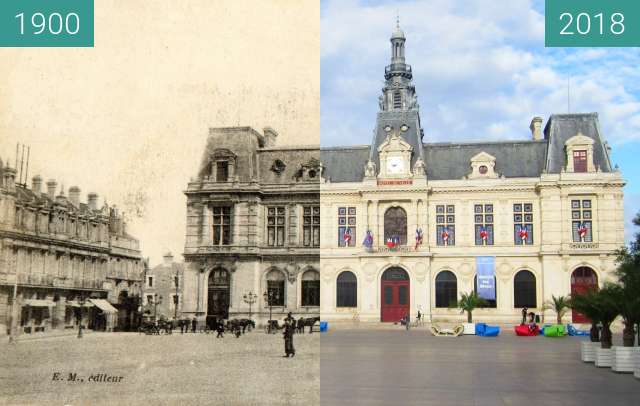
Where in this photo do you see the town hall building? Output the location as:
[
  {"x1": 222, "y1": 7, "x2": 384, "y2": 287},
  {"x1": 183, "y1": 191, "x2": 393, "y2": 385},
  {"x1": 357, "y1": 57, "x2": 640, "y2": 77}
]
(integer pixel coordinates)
[{"x1": 319, "y1": 24, "x2": 625, "y2": 323}]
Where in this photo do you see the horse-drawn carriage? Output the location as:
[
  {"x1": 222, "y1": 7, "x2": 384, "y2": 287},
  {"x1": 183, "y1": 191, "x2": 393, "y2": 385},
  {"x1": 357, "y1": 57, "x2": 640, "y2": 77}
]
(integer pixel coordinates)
[{"x1": 139, "y1": 317, "x2": 174, "y2": 335}]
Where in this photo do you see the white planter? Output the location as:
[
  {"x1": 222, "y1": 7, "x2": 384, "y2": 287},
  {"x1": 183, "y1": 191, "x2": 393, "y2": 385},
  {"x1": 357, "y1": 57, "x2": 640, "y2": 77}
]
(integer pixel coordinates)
[
  {"x1": 595, "y1": 347, "x2": 613, "y2": 368},
  {"x1": 635, "y1": 351, "x2": 640, "y2": 379},
  {"x1": 611, "y1": 346, "x2": 637, "y2": 373},
  {"x1": 462, "y1": 323, "x2": 475, "y2": 335},
  {"x1": 581, "y1": 341, "x2": 597, "y2": 362}
]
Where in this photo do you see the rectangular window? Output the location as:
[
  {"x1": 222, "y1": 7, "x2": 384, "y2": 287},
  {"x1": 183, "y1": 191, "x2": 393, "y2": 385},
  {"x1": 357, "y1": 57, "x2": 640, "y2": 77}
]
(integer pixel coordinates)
[
  {"x1": 384, "y1": 286, "x2": 393, "y2": 305},
  {"x1": 572, "y1": 199, "x2": 593, "y2": 242},
  {"x1": 267, "y1": 207, "x2": 286, "y2": 247},
  {"x1": 146, "y1": 276, "x2": 153, "y2": 288},
  {"x1": 393, "y1": 91, "x2": 401, "y2": 109},
  {"x1": 573, "y1": 150, "x2": 587, "y2": 173},
  {"x1": 474, "y1": 204, "x2": 494, "y2": 245},
  {"x1": 303, "y1": 206, "x2": 320, "y2": 247},
  {"x1": 212, "y1": 206, "x2": 232, "y2": 245},
  {"x1": 513, "y1": 203, "x2": 534, "y2": 245},
  {"x1": 216, "y1": 161, "x2": 229, "y2": 182},
  {"x1": 436, "y1": 205, "x2": 455, "y2": 246},
  {"x1": 337, "y1": 207, "x2": 357, "y2": 247},
  {"x1": 398, "y1": 285, "x2": 408, "y2": 305}
]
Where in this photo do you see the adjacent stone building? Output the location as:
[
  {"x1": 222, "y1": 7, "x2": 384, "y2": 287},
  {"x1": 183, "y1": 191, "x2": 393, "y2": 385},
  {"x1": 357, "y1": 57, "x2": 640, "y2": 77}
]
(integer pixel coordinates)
[
  {"x1": 142, "y1": 252, "x2": 185, "y2": 320},
  {"x1": 0, "y1": 160, "x2": 145, "y2": 336},
  {"x1": 319, "y1": 24, "x2": 625, "y2": 324},
  {"x1": 182, "y1": 127, "x2": 320, "y2": 328}
]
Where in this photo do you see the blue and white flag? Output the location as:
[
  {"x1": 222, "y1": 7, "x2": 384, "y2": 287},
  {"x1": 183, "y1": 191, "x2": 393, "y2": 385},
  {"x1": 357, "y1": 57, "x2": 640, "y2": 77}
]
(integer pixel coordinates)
[{"x1": 476, "y1": 256, "x2": 496, "y2": 301}]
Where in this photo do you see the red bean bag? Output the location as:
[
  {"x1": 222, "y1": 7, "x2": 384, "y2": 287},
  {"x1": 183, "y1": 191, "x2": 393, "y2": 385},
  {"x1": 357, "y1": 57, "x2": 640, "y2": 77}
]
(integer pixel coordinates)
[{"x1": 514, "y1": 324, "x2": 539, "y2": 336}]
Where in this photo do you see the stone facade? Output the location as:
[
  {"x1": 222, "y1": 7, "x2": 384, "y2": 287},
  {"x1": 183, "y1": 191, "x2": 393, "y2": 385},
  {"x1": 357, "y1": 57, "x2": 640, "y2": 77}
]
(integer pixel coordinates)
[
  {"x1": 0, "y1": 160, "x2": 145, "y2": 336},
  {"x1": 142, "y1": 252, "x2": 185, "y2": 320},
  {"x1": 182, "y1": 127, "x2": 320, "y2": 328},
  {"x1": 319, "y1": 25, "x2": 625, "y2": 324}
]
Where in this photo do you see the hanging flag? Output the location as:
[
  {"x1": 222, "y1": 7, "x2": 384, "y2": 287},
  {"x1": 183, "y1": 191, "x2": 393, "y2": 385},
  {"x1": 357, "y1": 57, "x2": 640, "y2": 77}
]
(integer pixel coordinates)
[
  {"x1": 414, "y1": 228, "x2": 423, "y2": 250},
  {"x1": 441, "y1": 228, "x2": 450, "y2": 244},
  {"x1": 343, "y1": 227, "x2": 352, "y2": 246},
  {"x1": 479, "y1": 227, "x2": 489, "y2": 242},
  {"x1": 386, "y1": 235, "x2": 400, "y2": 249},
  {"x1": 578, "y1": 223, "x2": 588, "y2": 242},
  {"x1": 518, "y1": 228, "x2": 529, "y2": 243},
  {"x1": 363, "y1": 230, "x2": 373, "y2": 249},
  {"x1": 476, "y1": 256, "x2": 496, "y2": 300}
]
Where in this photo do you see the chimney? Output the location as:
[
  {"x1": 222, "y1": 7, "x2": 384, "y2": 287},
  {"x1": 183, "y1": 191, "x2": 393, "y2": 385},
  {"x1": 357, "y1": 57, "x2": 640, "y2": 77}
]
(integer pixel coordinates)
[
  {"x1": 46, "y1": 179, "x2": 58, "y2": 199},
  {"x1": 263, "y1": 127, "x2": 278, "y2": 147},
  {"x1": 163, "y1": 252, "x2": 174, "y2": 267},
  {"x1": 87, "y1": 192, "x2": 99, "y2": 211},
  {"x1": 32, "y1": 175, "x2": 43, "y2": 197},
  {"x1": 530, "y1": 117, "x2": 543, "y2": 140},
  {"x1": 68, "y1": 186, "x2": 81, "y2": 207}
]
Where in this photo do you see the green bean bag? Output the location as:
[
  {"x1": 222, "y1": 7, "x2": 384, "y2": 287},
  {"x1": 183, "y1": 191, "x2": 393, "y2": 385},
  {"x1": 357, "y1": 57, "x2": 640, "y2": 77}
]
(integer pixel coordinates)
[{"x1": 543, "y1": 324, "x2": 565, "y2": 337}]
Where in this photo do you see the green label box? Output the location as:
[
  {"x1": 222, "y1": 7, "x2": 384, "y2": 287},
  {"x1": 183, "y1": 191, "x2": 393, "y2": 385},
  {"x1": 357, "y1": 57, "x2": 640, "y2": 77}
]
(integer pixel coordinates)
[
  {"x1": 0, "y1": 0, "x2": 94, "y2": 47},
  {"x1": 546, "y1": 0, "x2": 640, "y2": 47}
]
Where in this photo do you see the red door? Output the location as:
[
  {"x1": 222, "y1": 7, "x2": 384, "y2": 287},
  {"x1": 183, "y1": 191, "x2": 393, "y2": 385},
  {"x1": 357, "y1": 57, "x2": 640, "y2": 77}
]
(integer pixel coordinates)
[
  {"x1": 571, "y1": 267, "x2": 598, "y2": 323},
  {"x1": 381, "y1": 268, "x2": 410, "y2": 322}
]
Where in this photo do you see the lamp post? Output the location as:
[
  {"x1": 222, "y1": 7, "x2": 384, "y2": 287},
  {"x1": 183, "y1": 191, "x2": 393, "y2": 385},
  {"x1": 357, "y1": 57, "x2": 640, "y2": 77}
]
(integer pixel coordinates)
[
  {"x1": 173, "y1": 273, "x2": 180, "y2": 320},
  {"x1": 263, "y1": 290, "x2": 279, "y2": 333},
  {"x1": 77, "y1": 295, "x2": 87, "y2": 339},
  {"x1": 243, "y1": 292, "x2": 258, "y2": 320}
]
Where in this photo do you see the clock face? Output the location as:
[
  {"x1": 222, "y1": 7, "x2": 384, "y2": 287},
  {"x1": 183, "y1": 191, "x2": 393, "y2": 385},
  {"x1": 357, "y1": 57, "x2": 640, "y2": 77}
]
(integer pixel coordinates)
[{"x1": 387, "y1": 156, "x2": 404, "y2": 174}]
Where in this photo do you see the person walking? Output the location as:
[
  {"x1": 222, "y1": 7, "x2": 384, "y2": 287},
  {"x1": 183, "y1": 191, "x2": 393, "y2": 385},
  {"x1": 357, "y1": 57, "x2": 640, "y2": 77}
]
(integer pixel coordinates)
[
  {"x1": 216, "y1": 320, "x2": 224, "y2": 338},
  {"x1": 283, "y1": 318, "x2": 295, "y2": 357},
  {"x1": 405, "y1": 313, "x2": 410, "y2": 331},
  {"x1": 191, "y1": 316, "x2": 197, "y2": 333}
]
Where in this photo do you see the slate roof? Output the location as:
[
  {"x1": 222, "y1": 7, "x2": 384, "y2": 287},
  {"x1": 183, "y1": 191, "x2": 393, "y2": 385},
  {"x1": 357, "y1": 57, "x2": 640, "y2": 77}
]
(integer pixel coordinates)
[
  {"x1": 321, "y1": 113, "x2": 614, "y2": 182},
  {"x1": 544, "y1": 113, "x2": 612, "y2": 173}
]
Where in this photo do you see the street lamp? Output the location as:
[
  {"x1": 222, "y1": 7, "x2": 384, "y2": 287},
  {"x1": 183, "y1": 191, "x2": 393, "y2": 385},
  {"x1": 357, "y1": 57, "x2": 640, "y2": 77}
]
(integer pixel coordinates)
[
  {"x1": 77, "y1": 295, "x2": 87, "y2": 339},
  {"x1": 263, "y1": 290, "x2": 279, "y2": 333},
  {"x1": 243, "y1": 291, "x2": 258, "y2": 320}
]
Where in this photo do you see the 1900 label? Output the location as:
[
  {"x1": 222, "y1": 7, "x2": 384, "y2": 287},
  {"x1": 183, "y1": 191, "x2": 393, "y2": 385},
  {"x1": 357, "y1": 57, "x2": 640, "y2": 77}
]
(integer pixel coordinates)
[{"x1": 0, "y1": 0, "x2": 93, "y2": 47}]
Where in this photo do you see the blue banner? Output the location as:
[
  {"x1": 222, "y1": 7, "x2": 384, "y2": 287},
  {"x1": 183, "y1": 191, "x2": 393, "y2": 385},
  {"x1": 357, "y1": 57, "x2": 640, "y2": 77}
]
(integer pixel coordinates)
[{"x1": 476, "y1": 256, "x2": 495, "y2": 301}]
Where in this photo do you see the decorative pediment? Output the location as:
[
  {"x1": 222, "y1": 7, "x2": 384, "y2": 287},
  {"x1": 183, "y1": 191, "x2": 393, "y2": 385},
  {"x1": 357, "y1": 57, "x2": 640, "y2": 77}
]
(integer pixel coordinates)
[
  {"x1": 467, "y1": 151, "x2": 499, "y2": 179},
  {"x1": 565, "y1": 132, "x2": 596, "y2": 173},
  {"x1": 565, "y1": 133, "x2": 594, "y2": 147},
  {"x1": 378, "y1": 125, "x2": 413, "y2": 179}
]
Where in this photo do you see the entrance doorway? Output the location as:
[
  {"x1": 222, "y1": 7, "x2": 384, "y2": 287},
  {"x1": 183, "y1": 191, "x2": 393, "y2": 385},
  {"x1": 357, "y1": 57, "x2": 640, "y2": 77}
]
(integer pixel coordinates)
[
  {"x1": 207, "y1": 268, "x2": 230, "y2": 329},
  {"x1": 381, "y1": 267, "x2": 409, "y2": 322},
  {"x1": 571, "y1": 267, "x2": 598, "y2": 323}
]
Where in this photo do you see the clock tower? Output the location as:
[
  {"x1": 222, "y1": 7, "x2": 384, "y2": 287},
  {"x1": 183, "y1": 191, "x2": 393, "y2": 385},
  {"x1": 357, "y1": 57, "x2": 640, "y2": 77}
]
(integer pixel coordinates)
[{"x1": 364, "y1": 19, "x2": 426, "y2": 182}]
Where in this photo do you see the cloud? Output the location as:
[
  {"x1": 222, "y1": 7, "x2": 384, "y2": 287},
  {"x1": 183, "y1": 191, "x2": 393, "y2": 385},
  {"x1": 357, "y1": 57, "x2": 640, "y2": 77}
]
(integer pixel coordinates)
[{"x1": 321, "y1": 0, "x2": 640, "y2": 147}]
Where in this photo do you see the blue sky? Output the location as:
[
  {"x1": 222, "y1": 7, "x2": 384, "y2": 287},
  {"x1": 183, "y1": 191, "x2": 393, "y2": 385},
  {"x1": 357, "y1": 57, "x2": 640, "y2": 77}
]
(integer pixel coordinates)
[{"x1": 321, "y1": 0, "x2": 640, "y2": 242}]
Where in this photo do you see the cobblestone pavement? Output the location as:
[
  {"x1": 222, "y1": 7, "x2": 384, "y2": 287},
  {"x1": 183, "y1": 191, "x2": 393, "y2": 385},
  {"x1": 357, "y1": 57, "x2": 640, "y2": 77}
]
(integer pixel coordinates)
[
  {"x1": 321, "y1": 328, "x2": 640, "y2": 406},
  {"x1": 0, "y1": 330, "x2": 319, "y2": 406}
]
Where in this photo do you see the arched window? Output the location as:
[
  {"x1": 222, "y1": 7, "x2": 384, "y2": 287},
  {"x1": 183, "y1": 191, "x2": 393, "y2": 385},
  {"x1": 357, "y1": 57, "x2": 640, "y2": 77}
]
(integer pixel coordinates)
[
  {"x1": 301, "y1": 270, "x2": 320, "y2": 307},
  {"x1": 266, "y1": 269, "x2": 285, "y2": 306},
  {"x1": 514, "y1": 270, "x2": 536, "y2": 308},
  {"x1": 474, "y1": 275, "x2": 497, "y2": 308},
  {"x1": 384, "y1": 207, "x2": 407, "y2": 245},
  {"x1": 435, "y1": 271, "x2": 457, "y2": 308},
  {"x1": 336, "y1": 271, "x2": 357, "y2": 307}
]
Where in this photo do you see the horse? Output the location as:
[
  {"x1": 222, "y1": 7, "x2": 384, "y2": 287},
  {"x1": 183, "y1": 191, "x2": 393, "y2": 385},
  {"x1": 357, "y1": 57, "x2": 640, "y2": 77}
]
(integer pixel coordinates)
[
  {"x1": 236, "y1": 319, "x2": 255, "y2": 333},
  {"x1": 301, "y1": 317, "x2": 320, "y2": 334}
]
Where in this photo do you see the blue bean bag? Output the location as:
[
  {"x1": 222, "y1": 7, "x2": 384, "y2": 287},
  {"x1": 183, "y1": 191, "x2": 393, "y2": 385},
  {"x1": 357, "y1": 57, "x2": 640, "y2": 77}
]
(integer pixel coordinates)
[
  {"x1": 319, "y1": 321, "x2": 328, "y2": 332},
  {"x1": 567, "y1": 324, "x2": 589, "y2": 336},
  {"x1": 475, "y1": 323, "x2": 500, "y2": 337}
]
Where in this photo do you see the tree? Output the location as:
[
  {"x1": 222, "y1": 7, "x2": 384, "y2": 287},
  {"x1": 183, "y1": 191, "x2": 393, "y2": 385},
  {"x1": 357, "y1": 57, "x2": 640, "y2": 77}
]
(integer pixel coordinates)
[
  {"x1": 570, "y1": 289, "x2": 601, "y2": 343},
  {"x1": 455, "y1": 291, "x2": 487, "y2": 323},
  {"x1": 614, "y1": 211, "x2": 640, "y2": 346},
  {"x1": 543, "y1": 295, "x2": 571, "y2": 325},
  {"x1": 592, "y1": 284, "x2": 620, "y2": 349}
]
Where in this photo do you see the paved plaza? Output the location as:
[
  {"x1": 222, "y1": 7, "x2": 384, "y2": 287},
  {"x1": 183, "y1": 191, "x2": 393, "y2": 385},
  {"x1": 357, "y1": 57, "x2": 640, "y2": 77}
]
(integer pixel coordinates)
[
  {"x1": 0, "y1": 330, "x2": 319, "y2": 406},
  {"x1": 321, "y1": 328, "x2": 640, "y2": 406}
]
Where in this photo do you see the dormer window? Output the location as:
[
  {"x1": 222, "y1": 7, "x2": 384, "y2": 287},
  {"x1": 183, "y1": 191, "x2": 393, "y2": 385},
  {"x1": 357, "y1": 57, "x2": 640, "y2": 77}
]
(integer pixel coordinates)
[
  {"x1": 468, "y1": 152, "x2": 498, "y2": 179},
  {"x1": 216, "y1": 161, "x2": 229, "y2": 182},
  {"x1": 573, "y1": 150, "x2": 587, "y2": 173}
]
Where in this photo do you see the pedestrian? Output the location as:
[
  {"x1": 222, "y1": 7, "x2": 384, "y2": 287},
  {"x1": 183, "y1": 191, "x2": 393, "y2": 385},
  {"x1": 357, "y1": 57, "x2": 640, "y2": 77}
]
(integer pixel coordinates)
[
  {"x1": 416, "y1": 310, "x2": 422, "y2": 324},
  {"x1": 283, "y1": 318, "x2": 295, "y2": 357},
  {"x1": 297, "y1": 317, "x2": 305, "y2": 334},
  {"x1": 191, "y1": 316, "x2": 197, "y2": 333},
  {"x1": 405, "y1": 313, "x2": 410, "y2": 331},
  {"x1": 521, "y1": 307, "x2": 528, "y2": 325},
  {"x1": 216, "y1": 320, "x2": 224, "y2": 338},
  {"x1": 179, "y1": 319, "x2": 185, "y2": 334}
]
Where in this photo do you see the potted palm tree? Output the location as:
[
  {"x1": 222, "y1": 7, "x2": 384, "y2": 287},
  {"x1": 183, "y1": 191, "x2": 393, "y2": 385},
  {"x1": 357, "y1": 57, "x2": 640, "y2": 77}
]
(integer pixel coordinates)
[
  {"x1": 570, "y1": 290, "x2": 601, "y2": 363},
  {"x1": 543, "y1": 295, "x2": 570, "y2": 335},
  {"x1": 455, "y1": 291, "x2": 486, "y2": 335},
  {"x1": 591, "y1": 285, "x2": 620, "y2": 368}
]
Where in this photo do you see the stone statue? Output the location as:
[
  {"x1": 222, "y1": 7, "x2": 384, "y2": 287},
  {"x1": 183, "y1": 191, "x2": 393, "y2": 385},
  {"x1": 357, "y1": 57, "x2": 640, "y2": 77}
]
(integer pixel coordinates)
[
  {"x1": 378, "y1": 95, "x2": 384, "y2": 111},
  {"x1": 413, "y1": 157, "x2": 425, "y2": 175},
  {"x1": 364, "y1": 160, "x2": 377, "y2": 177}
]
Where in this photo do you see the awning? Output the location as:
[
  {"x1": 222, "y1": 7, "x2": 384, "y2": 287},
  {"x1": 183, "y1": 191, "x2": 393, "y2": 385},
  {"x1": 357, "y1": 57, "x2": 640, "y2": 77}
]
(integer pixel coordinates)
[
  {"x1": 66, "y1": 300, "x2": 95, "y2": 308},
  {"x1": 23, "y1": 299, "x2": 56, "y2": 307},
  {"x1": 89, "y1": 299, "x2": 118, "y2": 314}
]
